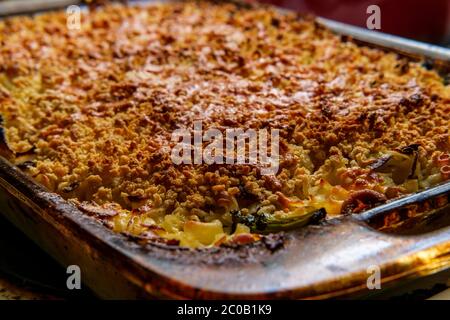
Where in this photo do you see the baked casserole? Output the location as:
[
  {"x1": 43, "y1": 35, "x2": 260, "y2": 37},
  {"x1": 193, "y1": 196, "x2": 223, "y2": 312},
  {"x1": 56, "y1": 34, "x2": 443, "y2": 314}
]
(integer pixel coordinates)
[{"x1": 0, "y1": 1, "x2": 448, "y2": 248}]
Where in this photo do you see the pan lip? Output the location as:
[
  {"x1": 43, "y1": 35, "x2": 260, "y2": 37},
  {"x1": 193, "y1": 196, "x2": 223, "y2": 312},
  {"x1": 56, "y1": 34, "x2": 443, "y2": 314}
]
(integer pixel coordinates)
[{"x1": 0, "y1": 0, "x2": 449, "y2": 299}]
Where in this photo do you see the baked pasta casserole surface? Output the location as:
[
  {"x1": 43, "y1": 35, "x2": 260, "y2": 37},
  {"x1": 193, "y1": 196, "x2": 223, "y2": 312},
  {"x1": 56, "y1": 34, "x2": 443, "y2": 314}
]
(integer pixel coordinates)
[{"x1": 0, "y1": 1, "x2": 448, "y2": 247}]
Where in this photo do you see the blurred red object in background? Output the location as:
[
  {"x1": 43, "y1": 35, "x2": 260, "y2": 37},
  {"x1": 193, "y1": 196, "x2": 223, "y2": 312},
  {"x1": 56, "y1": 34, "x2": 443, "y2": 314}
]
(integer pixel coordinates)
[{"x1": 256, "y1": 0, "x2": 450, "y2": 45}]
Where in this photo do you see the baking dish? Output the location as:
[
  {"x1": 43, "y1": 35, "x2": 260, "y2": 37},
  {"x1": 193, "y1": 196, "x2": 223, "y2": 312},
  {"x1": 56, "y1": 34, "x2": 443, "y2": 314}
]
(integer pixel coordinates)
[{"x1": 0, "y1": 0, "x2": 449, "y2": 299}]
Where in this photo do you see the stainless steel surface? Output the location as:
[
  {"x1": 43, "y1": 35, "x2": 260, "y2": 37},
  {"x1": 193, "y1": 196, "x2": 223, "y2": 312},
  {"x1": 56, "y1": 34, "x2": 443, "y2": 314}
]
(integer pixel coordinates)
[
  {"x1": 0, "y1": 0, "x2": 448, "y2": 299},
  {"x1": 0, "y1": 0, "x2": 81, "y2": 17},
  {"x1": 357, "y1": 182, "x2": 450, "y2": 223}
]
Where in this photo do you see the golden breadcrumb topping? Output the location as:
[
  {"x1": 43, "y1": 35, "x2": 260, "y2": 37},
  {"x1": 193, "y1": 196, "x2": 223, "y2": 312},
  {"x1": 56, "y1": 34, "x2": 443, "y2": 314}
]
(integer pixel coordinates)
[{"x1": 0, "y1": 1, "x2": 448, "y2": 247}]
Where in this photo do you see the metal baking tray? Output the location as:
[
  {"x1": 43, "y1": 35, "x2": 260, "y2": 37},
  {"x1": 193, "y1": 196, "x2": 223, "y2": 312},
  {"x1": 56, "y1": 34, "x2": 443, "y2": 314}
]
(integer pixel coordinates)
[{"x1": 0, "y1": 0, "x2": 449, "y2": 299}]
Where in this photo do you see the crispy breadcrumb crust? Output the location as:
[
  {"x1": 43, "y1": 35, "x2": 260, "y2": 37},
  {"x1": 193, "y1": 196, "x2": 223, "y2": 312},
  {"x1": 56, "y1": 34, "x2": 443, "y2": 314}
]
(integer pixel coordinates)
[{"x1": 0, "y1": 1, "x2": 448, "y2": 247}]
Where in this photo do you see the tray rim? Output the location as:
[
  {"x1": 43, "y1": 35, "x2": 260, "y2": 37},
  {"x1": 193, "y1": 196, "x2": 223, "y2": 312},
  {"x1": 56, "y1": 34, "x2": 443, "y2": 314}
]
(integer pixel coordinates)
[{"x1": 0, "y1": 158, "x2": 449, "y2": 299}]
